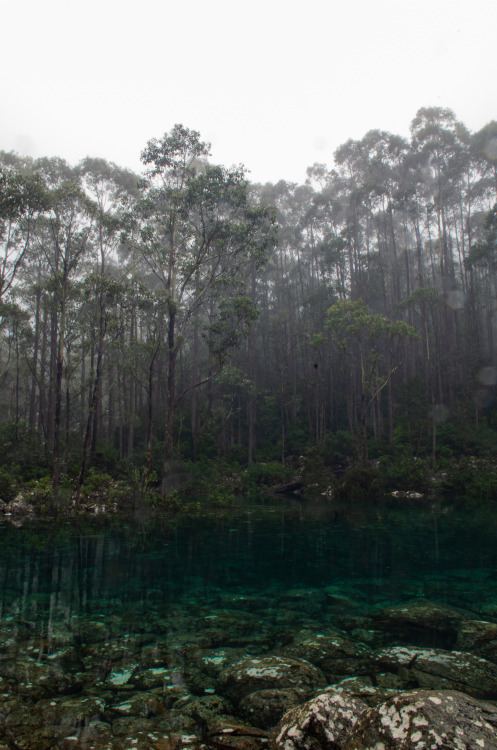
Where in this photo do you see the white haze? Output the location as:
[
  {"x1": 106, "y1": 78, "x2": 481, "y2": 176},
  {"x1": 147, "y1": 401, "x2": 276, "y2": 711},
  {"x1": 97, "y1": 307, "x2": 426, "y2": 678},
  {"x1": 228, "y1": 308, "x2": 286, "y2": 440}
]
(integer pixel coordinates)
[{"x1": 1, "y1": 0, "x2": 496, "y2": 184}]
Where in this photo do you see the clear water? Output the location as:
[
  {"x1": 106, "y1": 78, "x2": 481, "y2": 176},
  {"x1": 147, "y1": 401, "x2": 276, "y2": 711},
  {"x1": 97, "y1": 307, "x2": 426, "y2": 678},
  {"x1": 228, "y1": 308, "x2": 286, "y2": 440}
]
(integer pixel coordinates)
[
  {"x1": 2, "y1": 496, "x2": 497, "y2": 746},
  {"x1": 1, "y1": 496, "x2": 497, "y2": 622}
]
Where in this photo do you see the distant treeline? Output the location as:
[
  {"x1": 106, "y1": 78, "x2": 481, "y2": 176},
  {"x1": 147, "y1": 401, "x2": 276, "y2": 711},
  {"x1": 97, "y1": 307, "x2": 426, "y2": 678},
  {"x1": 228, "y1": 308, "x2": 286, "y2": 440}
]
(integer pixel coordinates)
[{"x1": 1, "y1": 108, "x2": 497, "y2": 495}]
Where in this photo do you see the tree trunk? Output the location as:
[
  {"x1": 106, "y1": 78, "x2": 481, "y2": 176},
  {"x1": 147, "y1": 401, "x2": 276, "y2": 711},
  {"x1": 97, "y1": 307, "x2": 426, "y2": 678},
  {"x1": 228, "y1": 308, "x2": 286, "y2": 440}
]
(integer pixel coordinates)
[{"x1": 162, "y1": 302, "x2": 177, "y2": 496}]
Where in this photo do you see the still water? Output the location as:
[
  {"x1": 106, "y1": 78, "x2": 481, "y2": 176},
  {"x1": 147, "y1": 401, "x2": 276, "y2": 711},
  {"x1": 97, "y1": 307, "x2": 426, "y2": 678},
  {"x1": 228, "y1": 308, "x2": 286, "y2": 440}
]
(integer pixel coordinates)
[
  {"x1": 1, "y1": 497, "x2": 497, "y2": 747},
  {"x1": 1, "y1": 496, "x2": 497, "y2": 622}
]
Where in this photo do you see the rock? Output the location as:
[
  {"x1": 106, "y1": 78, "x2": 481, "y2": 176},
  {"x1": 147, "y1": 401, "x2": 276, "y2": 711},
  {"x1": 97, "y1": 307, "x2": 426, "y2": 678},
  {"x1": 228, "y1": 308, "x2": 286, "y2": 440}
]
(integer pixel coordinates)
[
  {"x1": 53, "y1": 721, "x2": 113, "y2": 749},
  {"x1": 457, "y1": 619, "x2": 497, "y2": 663},
  {"x1": 133, "y1": 666, "x2": 180, "y2": 691},
  {"x1": 217, "y1": 594, "x2": 274, "y2": 611},
  {"x1": 323, "y1": 586, "x2": 364, "y2": 610},
  {"x1": 343, "y1": 689, "x2": 497, "y2": 749},
  {"x1": 105, "y1": 659, "x2": 140, "y2": 689},
  {"x1": 3, "y1": 696, "x2": 107, "y2": 749},
  {"x1": 203, "y1": 720, "x2": 270, "y2": 748},
  {"x1": 372, "y1": 599, "x2": 467, "y2": 647},
  {"x1": 276, "y1": 589, "x2": 327, "y2": 616},
  {"x1": 331, "y1": 675, "x2": 403, "y2": 707},
  {"x1": 272, "y1": 690, "x2": 368, "y2": 749},
  {"x1": 70, "y1": 617, "x2": 110, "y2": 645},
  {"x1": 6, "y1": 494, "x2": 34, "y2": 516},
  {"x1": 282, "y1": 633, "x2": 372, "y2": 679},
  {"x1": 109, "y1": 692, "x2": 168, "y2": 718},
  {"x1": 172, "y1": 692, "x2": 236, "y2": 723},
  {"x1": 195, "y1": 647, "x2": 247, "y2": 678},
  {"x1": 217, "y1": 656, "x2": 326, "y2": 704},
  {"x1": 197, "y1": 610, "x2": 274, "y2": 649},
  {"x1": 373, "y1": 645, "x2": 497, "y2": 698},
  {"x1": 0, "y1": 657, "x2": 83, "y2": 700},
  {"x1": 390, "y1": 491, "x2": 424, "y2": 499},
  {"x1": 239, "y1": 687, "x2": 309, "y2": 729}
]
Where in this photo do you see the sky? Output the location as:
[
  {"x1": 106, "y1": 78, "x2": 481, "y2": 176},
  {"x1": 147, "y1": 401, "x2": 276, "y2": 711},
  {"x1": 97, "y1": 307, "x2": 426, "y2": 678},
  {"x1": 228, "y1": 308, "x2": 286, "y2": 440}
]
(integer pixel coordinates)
[{"x1": 2, "y1": 0, "x2": 497, "y2": 185}]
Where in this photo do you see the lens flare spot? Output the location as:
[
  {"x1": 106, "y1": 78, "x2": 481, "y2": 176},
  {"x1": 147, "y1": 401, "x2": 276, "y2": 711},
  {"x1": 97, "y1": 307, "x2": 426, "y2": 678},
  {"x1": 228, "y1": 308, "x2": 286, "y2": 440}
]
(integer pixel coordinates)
[
  {"x1": 475, "y1": 389, "x2": 494, "y2": 408},
  {"x1": 476, "y1": 366, "x2": 497, "y2": 386},
  {"x1": 432, "y1": 404, "x2": 450, "y2": 424},
  {"x1": 483, "y1": 137, "x2": 497, "y2": 161},
  {"x1": 446, "y1": 290, "x2": 466, "y2": 310}
]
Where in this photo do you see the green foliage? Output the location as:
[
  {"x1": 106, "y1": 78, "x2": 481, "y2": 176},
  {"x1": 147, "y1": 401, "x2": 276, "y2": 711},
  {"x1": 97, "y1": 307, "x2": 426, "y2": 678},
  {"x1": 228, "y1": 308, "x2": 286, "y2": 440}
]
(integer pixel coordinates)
[
  {"x1": 439, "y1": 457, "x2": 497, "y2": 501},
  {"x1": 0, "y1": 467, "x2": 16, "y2": 503},
  {"x1": 207, "y1": 485, "x2": 235, "y2": 507},
  {"x1": 379, "y1": 453, "x2": 430, "y2": 492},
  {"x1": 335, "y1": 465, "x2": 384, "y2": 502},
  {"x1": 80, "y1": 470, "x2": 114, "y2": 497},
  {"x1": 26, "y1": 476, "x2": 55, "y2": 506},
  {"x1": 241, "y1": 461, "x2": 294, "y2": 494},
  {"x1": 300, "y1": 449, "x2": 336, "y2": 499},
  {"x1": 0, "y1": 167, "x2": 49, "y2": 219},
  {"x1": 436, "y1": 422, "x2": 471, "y2": 458},
  {"x1": 326, "y1": 299, "x2": 419, "y2": 347},
  {"x1": 0, "y1": 422, "x2": 48, "y2": 480}
]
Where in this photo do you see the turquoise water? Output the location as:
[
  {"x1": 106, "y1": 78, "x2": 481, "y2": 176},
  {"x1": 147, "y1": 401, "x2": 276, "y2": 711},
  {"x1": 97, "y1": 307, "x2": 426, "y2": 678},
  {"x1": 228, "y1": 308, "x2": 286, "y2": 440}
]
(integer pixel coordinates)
[
  {"x1": 1, "y1": 497, "x2": 497, "y2": 621},
  {"x1": 1, "y1": 496, "x2": 497, "y2": 747}
]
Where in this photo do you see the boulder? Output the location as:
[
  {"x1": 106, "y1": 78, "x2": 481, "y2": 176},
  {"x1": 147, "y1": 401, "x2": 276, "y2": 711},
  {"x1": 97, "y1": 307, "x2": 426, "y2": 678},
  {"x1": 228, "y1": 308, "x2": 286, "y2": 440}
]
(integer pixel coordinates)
[
  {"x1": 196, "y1": 610, "x2": 275, "y2": 649},
  {"x1": 282, "y1": 633, "x2": 372, "y2": 679},
  {"x1": 344, "y1": 689, "x2": 497, "y2": 749},
  {"x1": 6, "y1": 494, "x2": 34, "y2": 516},
  {"x1": 457, "y1": 619, "x2": 497, "y2": 663},
  {"x1": 372, "y1": 645, "x2": 497, "y2": 698},
  {"x1": 331, "y1": 674, "x2": 403, "y2": 707},
  {"x1": 372, "y1": 599, "x2": 466, "y2": 648},
  {"x1": 239, "y1": 687, "x2": 309, "y2": 729},
  {"x1": 272, "y1": 690, "x2": 368, "y2": 749},
  {"x1": 0, "y1": 656, "x2": 83, "y2": 700},
  {"x1": 276, "y1": 589, "x2": 327, "y2": 616},
  {"x1": 217, "y1": 656, "x2": 326, "y2": 704}
]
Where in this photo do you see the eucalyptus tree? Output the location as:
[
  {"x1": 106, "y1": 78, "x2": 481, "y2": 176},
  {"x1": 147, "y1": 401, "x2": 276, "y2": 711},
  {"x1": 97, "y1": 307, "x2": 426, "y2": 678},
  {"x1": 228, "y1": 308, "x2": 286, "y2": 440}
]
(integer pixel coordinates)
[
  {"x1": 326, "y1": 299, "x2": 419, "y2": 461},
  {"x1": 31, "y1": 158, "x2": 97, "y2": 491},
  {"x1": 130, "y1": 125, "x2": 276, "y2": 491},
  {"x1": 0, "y1": 156, "x2": 49, "y2": 300},
  {"x1": 76, "y1": 158, "x2": 140, "y2": 458},
  {"x1": 410, "y1": 107, "x2": 470, "y2": 288},
  {"x1": 75, "y1": 272, "x2": 127, "y2": 499},
  {"x1": 471, "y1": 121, "x2": 497, "y2": 196}
]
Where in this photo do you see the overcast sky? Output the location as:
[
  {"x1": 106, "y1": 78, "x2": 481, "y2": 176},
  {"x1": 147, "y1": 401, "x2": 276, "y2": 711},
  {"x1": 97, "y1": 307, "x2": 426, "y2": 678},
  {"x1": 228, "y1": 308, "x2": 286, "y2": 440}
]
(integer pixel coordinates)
[{"x1": 2, "y1": 0, "x2": 496, "y2": 185}]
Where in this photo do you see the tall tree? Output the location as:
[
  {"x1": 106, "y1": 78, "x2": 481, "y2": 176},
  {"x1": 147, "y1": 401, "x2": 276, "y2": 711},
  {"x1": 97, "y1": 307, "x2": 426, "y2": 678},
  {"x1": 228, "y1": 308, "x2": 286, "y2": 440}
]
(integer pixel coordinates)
[{"x1": 131, "y1": 125, "x2": 276, "y2": 493}]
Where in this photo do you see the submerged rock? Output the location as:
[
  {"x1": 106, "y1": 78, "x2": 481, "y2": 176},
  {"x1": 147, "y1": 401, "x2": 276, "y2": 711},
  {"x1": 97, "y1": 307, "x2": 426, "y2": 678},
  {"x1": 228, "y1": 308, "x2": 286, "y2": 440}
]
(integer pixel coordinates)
[
  {"x1": 331, "y1": 674, "x2": 403, "y2": 707},
  {"x1": 373, "y1": 645, "x2": 497, "y2": 698},
  {"x1": 282, "y1": 632, "x2": 372, "y2": 679},
  {"x1": 276, "y1": 589, "x2": 327, "y2": 616},
  {"x1": 195, "y1": 647, "x2": 247, "y2": 678},
  {"x1": 0, "y1": 657, "x2": 83, "y2": 700},
  {"x1": 272, "y1": 690, "x2": 368, "y2": 749},
  {"x1": 343, "y1": 689, "x2": 497, "y2": 749},
  {"x1": 372, "y1": 599, "x2": 466, "y2": 648},
  {"x1": 457, "y1": 619, "x2": 497, "y2": 663},
  {"x1": 239, "y1": 687, "x2": 309, "y2": 729},
  {"x1": 217, "y1": 656, "x2": 326, "y2": 704},
  {"x1": 196, "y1": 609, "x2": 275, "y2": 649}
]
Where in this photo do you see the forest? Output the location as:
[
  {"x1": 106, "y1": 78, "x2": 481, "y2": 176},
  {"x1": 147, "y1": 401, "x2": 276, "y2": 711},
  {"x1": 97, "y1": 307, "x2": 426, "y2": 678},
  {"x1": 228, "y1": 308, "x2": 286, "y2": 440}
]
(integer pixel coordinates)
[{"x1": 1, "y1": 107, "x2": 497, "y2": 508}]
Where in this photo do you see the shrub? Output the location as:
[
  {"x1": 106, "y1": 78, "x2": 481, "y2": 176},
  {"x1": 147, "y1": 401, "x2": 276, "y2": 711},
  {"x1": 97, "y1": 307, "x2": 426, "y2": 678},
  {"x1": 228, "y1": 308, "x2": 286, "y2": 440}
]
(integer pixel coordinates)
[
  {"x1": 241, "y1": 461, "x2": 293, "y2": 494},
  {"x1": 440, "y1": 457, "x2": 497, "y2": 501},
  {"x1": 0, "y1": 467, "x2": 16, "y2": 503},
  {"x1": 335, "y1": 464, "x2": 384, "y2": 501},
  {"x1": 379, "y1": 453, "x2": 430, "y2": 492}
]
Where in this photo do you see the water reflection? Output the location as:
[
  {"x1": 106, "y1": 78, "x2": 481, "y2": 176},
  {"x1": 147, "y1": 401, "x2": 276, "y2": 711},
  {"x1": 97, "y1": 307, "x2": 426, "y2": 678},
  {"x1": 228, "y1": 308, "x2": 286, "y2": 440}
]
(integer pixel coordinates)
[{"x1": 1, "y1": 498, "x2": 497, "y2": 622}]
